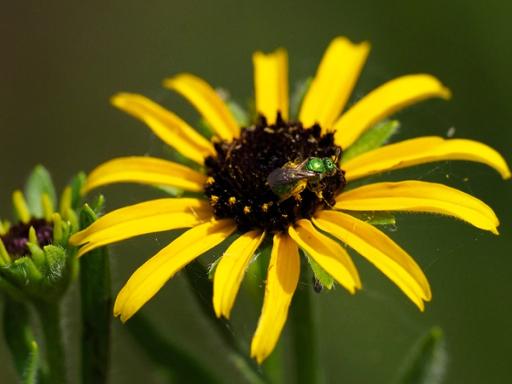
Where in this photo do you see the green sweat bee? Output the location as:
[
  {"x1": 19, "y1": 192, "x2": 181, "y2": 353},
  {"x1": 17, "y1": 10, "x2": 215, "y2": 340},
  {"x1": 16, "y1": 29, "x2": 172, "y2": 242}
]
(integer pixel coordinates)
[{"x1": 267, "y1": 151, "x2": 340, "y2": 202}]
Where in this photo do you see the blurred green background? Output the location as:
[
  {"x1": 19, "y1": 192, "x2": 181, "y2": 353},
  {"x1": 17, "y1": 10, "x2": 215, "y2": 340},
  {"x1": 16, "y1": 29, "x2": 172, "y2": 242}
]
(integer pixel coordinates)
[{"x1": 1, "y1": 0, "x2": 511, "y2": 383}]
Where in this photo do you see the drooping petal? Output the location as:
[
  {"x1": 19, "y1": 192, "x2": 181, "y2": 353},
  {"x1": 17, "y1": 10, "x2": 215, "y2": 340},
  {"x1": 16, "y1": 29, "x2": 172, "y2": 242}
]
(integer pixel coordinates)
[
  {"x1": 313, "y1": 210, "x2": 431, "y2": 310},
  {"x1": 253, "y1": 48, "x2": 289, "y2": 123},
  {"x1": 299, "y1": 37, "x2": 370, "y2": 130},
  {"x1": 213, "y1": 230, "x2": 265, "y2": 318},
  {"x1": 250, "y1": 233, "x2": 299, "y2": 364},
  {"x1": 336, "y1": 180, "x2": 500, "y2": 234},
  {"x1": 84, "y1": 156, "x2": 207, "y2": 193},
  {"x1": 111, "y1": 93, "x2": 214, "y2": 164},
  {"x1": 163, "y1": 73, "x2": 240, "y2": 140},
  {"x1": 70, "y1": 198, "x2": 212, "y2": 256},
  {"x1": 334, "y1": 74, "x2": 451, "y2": 148},
  {"x1": 343, "y1": 136, "x2": 511, "y2": 182},
  {"x1": 288, "y1": 219, "x2": 361, "y2": 293},
  {"x1": 114, "y1": 219, "x2": 236, "y2": 322}
]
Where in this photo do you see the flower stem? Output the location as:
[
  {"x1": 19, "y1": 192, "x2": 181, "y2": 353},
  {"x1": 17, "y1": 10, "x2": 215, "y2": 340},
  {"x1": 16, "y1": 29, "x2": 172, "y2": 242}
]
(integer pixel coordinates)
[
  {"x1": 290, "y1": 268, "x2": 321, "y2": 384},
  {"x1": 35, "y1": 301, "x2": 67, "y2": 384},
  {"x1": 125, "y1": 313, "x2": 222, "y2": 384},
  {"x1": 184, "y1": 260, "x2": 269, "y2": 384},
  {"x1": 79, "y1": 204, "x2": 112, "y2": 384},
  {"x1": 2, "y1": 297, "x2": 39, "y2": 383}
]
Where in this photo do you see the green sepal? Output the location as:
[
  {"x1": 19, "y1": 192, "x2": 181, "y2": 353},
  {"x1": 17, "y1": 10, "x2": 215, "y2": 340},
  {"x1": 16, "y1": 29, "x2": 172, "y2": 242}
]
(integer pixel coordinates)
[
  {"x1": 349, "y1": 211, "x2": 397, "y2": 226},
  {"x1": 396, "y1": 327, "x2": 447, "y2": 384},
  {"x1": 1, "y1": 245, "x2": 75, "y2": 302},
  {"x1": 90, "y1": 194, "x2": 106, "y2": 214},
  {"x1": 198, "y1": 89, "x2": 249, "y2": 133},
  {"x1": 2, "y1": 298, "x2": 40, "y2": 384},
  {"x1": 304, "y1": 251, "x2": 335, "y2": 290},
  {"x1": 69, "y1": 172, "x2": 87, "y2": 211},
  {"x1": 196, "y1": 117, "x2": 215, "y2": 139},
  {"x1": 13, "y1": 257, "x2": 43, "y2": 283},
  {"x1": 24, "y1": 165, "x2": 57, "y2": 218},
  {"x1": 207, "y1": 257, "x2": 221, "y2": 280},
  {"x1": 155, "y1": 185, "x2": 184, "y2": 197},
  {"x1": 26, "y1": 242, "x2": 45, "y2": 268},
  {"x1": 342, "y1": 120, "x2": 400, "y2": 163},
  {"x1": 290, "y1": 77, "x2": 312, "y2": 119},
  {"x1": 162, "y1": 145, "x2": 203, "y2": 172},
  {"x1": 227, "y1": 98, "x2": 250, "y2": 127}
]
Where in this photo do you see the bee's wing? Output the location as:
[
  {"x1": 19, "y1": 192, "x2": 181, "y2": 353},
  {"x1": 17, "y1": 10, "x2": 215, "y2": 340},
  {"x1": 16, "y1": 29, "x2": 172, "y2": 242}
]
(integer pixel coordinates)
[{"x1": 278, "y1": 168, "x2": 317, "y2": 182}]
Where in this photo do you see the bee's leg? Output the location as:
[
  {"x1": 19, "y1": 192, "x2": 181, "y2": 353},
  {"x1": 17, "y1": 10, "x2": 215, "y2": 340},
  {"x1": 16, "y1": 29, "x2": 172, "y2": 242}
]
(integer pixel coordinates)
[
  {"x1": 323, "y1": 198, "x2": 334, "y2": 208},
  {"x1": 315, "y1": 190, "x2": 334, "y2": 208}
]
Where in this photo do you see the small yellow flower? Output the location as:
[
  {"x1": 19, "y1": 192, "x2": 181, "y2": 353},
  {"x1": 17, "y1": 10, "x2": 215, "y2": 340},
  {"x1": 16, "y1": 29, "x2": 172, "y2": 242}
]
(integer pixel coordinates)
[{"x1": 70, "y1": 37, "x2": 510, "y2": 363}]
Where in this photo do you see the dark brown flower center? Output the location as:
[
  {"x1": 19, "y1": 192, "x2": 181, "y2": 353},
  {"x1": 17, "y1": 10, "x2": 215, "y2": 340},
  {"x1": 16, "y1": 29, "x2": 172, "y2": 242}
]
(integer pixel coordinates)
[
  {"x1": 204, "y1": 114, "x2": 346, "y2": 233},
  {"x1": 1, "y1": 219, "x2": 53, "y2": 259}
]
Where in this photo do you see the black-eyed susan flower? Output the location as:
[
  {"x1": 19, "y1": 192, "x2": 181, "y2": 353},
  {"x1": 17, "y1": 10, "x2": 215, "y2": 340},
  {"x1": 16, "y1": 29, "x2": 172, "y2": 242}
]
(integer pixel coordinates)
[{"x1": 70, "y1": 37, "x2": 510, "y2": 363}]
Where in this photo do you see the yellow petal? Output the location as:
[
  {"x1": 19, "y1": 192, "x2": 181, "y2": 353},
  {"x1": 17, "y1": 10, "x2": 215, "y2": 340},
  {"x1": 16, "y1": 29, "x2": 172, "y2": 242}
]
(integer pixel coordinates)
[
  {"x1": 299, "y1": 37, "x2": 370, "y2": 130},
  {"x1": 288, "y1": 219, "x2": 361, "y2": 293},
  {"x1": 114, "y1": 219, "x2": 236, "y2": 322},
  {"x1": 111, "y1": 93, "x2": 214, "y2": 164},
  {"x1": 343, "y1": 136, "x2": 511, "y2": 182},
  {"x1": 250, "y1": 233, "x2": 299, "y2": 364},
  {"x1": 336, "y1": 180, "x2": 500, "y2": 234},
  {"x1": 313, "y1": 210, "x2": 430, "y2": 310},
  {"x1": 213, "y1": 230, "x2": 265, "y2": 318},
  {"x1": 84, "y1": 156, "x2": 207, "y2": 194},
  {"x1": 70, "y1": 198, "x2": 212, "y2": 256},
  {"x1": 334, "y1": 74, "x2": 451, "y2": 148},
  {"x1": 163, "y1": 73, "x2": 240, "y2": 140},
  {"x1": 253, "y1": 48, "x2": 289, "y2": 123}
]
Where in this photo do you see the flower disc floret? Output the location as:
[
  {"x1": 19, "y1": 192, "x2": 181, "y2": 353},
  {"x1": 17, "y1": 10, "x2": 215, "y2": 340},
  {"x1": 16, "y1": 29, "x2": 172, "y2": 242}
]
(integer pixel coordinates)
[{"x1": 204, "y1": 114, "x2": 346, "y2": 232}]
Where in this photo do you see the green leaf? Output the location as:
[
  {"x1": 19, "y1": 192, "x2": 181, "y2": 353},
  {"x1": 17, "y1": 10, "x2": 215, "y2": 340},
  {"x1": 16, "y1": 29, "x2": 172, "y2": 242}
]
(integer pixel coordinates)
[
  {"x1": 342, "y1": 120, "x2": 400, "y2": 162},
  {"x1": 304, "y1": 251, "x2": 335, "y2": 290},
  {"x1": 3, "y1": 298, "x2": 39, "y2": 384},
  {"x1": 290, "y1": 78, "x2": 312, "y2": 119},
  {"x1": 397, "y1": 327, "x2": 447, "y2": 384},
  {"x1": 349, "y1": 211, "x2": 396, "y2": 226},
  {"x1": 24, "y1": 165, "x2": 57, "y2": 218}
]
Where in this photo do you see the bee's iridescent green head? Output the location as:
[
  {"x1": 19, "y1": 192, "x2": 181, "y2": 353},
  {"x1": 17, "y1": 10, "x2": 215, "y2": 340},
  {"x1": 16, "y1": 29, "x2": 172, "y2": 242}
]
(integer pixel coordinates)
[
  {"x1": 323, "y1": 158, "x2": 337, "y2": 175},
  {"x1": 305, "y1": 157, "x2": 326, "y2": 173}
]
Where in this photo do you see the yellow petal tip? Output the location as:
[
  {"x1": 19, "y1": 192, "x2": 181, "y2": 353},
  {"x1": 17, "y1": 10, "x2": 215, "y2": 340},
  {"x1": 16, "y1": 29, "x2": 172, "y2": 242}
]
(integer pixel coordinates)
[
  {"x1": 501, "y1": 167, "x2": 511, "y2": 180},
  {"x1": 440, "y1": 85, "x2": 452, "y2": 100},
  {"x1": 68, "y1": 233, "x2": 80, "y2": 246},
  {"x1": 110, "y1": 92, "x2": 130, "y2": 107}
]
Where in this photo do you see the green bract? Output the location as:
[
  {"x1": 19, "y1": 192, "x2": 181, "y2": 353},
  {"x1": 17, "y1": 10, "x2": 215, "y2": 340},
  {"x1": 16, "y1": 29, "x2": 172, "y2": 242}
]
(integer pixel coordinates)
[{"x1": 0, "y1": 166, "x2": 84, "y2": 303}]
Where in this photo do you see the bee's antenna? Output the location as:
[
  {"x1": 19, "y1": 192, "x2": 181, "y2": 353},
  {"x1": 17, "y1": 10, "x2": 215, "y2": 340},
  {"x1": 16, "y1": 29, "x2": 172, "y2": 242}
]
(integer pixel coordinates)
[{"x1": 332, "y1": 147, "x2": 342, "y2": 163}]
